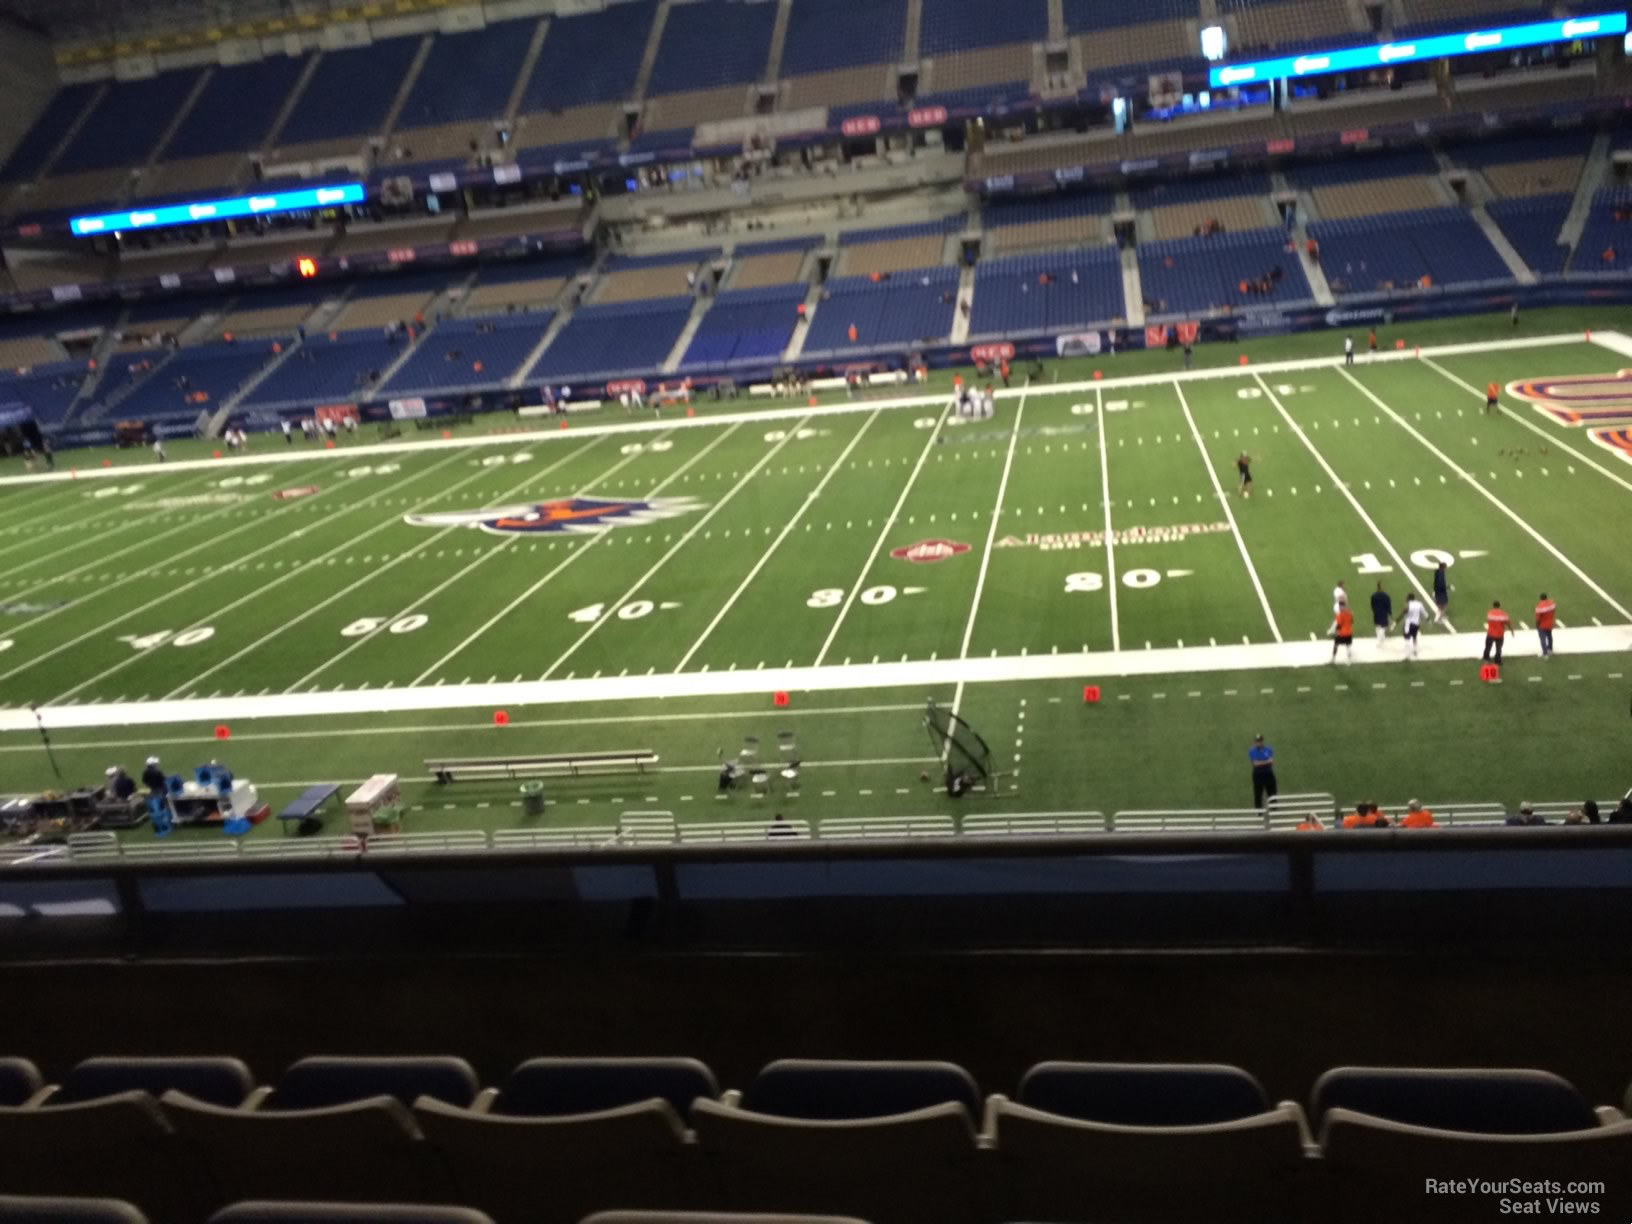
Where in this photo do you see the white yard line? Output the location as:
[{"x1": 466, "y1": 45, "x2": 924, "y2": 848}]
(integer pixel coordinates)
[
  {"x1": 673, "y1": 408, "x2": 884, "y2": 672},
  {"x1": 1174, "y1": 380, "x2": 1281, "y2": 642},
  {"x1": 413, "y1": 425, "x2": 734, "y2": 683},
  {"x1": 949, "y1": 388, "x2": 1029, "y2": 725},
  {"x1": 541, "y1": 419, "x2": 808, "y2": 680},
  {"x1": 14, "y1": 622, "x2": 1632, "y2": 732},
  {"x1": 0, "y1": 701, "x2": 931, "y2": 754},
  {"x1": 1337, "y1": 366, "x2": 1632, "y2": 621},
  {"x1": 0, "y1": 331, "x2": 1600, "y2": 488},
  {"x1": 813, "y1": 403, "x2": 953, "y2": 666},
  {"x1": 171, "y1": 437, "x2": 607, "y2": 699},
  {"x1": 0, "y1": 474, "x2": 219, "y2": 566},
  {"x1": 0, "y1": 451, "x2": 469, "y2": 687},
  {"x1": 1419, "y1": 354, "x2": 1632, "y2": 497},
  {"x1": 1255, "y1": 372, "x2": 1449, "y2": 629},
  {"x1": 1096, "y1": 382, "x2": 1120, "y2": 651}
]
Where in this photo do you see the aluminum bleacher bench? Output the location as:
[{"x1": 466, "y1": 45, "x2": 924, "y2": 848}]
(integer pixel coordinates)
[{"x1": 426, "y1": 751, "x2": 658, "y2": 782}]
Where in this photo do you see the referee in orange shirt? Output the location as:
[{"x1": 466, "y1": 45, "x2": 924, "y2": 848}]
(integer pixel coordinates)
[
  {"x1": 1534, "y1": 593, "x2": 1556, "y2": 658},
  {"x1": 1482, "y1": 600, "x2": 1511, "y2": 664}
]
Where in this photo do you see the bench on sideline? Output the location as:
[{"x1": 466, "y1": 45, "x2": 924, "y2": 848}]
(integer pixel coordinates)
[{"x1": 427, "y1": 751, "x2": 658, "y2": 783}]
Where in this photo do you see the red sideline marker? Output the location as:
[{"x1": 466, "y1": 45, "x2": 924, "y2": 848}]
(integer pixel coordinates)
[
  {"x1": 493, "y1": 710, "x2": 510, "y2": 726},
  {"x1": 1479, "y1": 663, "x2": 1500, "y2": 683},
  {"x1": 214, "y1": 725, "x2": 231, "y2": 740},
  {"x1": 773, "y1": 691, "x2": 789, "y2": 708},
  {"x1": 1083, "y1": 685, "x2": 1101, "y2": 704},
  {"x1": 1238, "y1": 355, "x2": 1249, "y2": 366}
]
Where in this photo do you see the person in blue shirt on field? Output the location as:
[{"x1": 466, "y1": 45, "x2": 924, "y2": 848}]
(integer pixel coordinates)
[
  {"x1": 1249, "y1": 734, "x2": 1278, "y2": 810},
  {"x1": 1369, "y1": 581, "x2": 1392, "y2": 644},
  {"x1": 1432, "y1": 561, "x2": 1450, "y2": 624}
]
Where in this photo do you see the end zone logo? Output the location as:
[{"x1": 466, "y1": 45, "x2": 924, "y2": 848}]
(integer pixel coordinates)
[
  {"x1": 1509, "y1": 371, "x2": 1632, "y2": 426},
  {"x1": 272, "y1": 486, "x2": 319, "y2": 501},
  {"x1": 890, "y1": 539, "x2": 971, "y2": 564},
  {"x1": 405, "y1": 496, "x2": 702, "y2": 535}
]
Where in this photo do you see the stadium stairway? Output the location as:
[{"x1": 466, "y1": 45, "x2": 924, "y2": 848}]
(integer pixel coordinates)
[
  {"x1": 260, "y1": 53, "x2": 323, "y2": 154},
  {"x1": 503, "y1": 19, "x2": 553, "y2": 128},
  {"x1": 1470, "y1": 203, "x2": 1537, "y2": 285},
  {"x1": 949, "y1": 262, "x2": 975, "y2": 344},
  {"x1": 1288, "y1": 220, "x2": 1335, "y2": 306},
  {"x1": 509, "y1": 308, "x2": 573, "y2": 390},
  {"x1": 904, "y1": 0, "x2": 924, "y2": 60},
  {"x1": 1047, "y1": 0, "x2": 1065, "y2": 41},
  {"x1": 661, "y1": 293, "x2": 713, "y2": 374},
  {"x1": 631, "y1": 0, "x2": 674, "y2": 104},
  {"x1": 221, "y1": 337, "x2": 302, "y2": 416},
  {"x1": 378, "y1": 36, "x2": 437, "y2": 148},
  {"x1": 1560, "y1": 131, "x2": 1613, "y2": 256},
  {"x1": 141, "y1": 68, "x2": 214, "y2": 182},
  {"x1": 1120, "y1": 248, "x2": 1144, "y2": 328},
  {"x1": 781, "y1": 281, "x2": 823, "y2": 363},
  {"x1": 764, "y1": 0, "x2": 795, "y2": 82}
]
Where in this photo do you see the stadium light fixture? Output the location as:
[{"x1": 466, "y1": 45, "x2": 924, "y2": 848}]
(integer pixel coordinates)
[
  {"x1": 1209, "y1": 11, "x2": 1625, "y2": 88},
  {"x1": 1200, "y1": 25, "x2": 1227, "y2": 62}
]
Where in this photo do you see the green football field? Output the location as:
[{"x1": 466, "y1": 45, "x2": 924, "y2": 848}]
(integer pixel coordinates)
[{"x1": 3, "y1": 307, "x2": 1630, "y2": 843}]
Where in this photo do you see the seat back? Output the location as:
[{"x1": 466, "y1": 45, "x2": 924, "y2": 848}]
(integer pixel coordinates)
[
  {"x1": 581, "y1": 1215, "x2": 871, "y2": 1223},
  {"x1": 0, "y1": 1093, "x2": 210, "y2": 1223},
  {"x1": 493, "y1": 1057, "x2": 717, "y2": 1121},
  {"x1": 990, "y1": 1097, "x2": 1310, "y2": 1224},
  {"x1": 415, "y1": 1096, "x2": 699, "y2": 1224},
  {"x1": 1018, "y1": 1062, "x2": 1268, "y2": 1127},
  {"x1": 0, "y1": 1196, "x2": 149, "y2": 1223},
  {"x1": 742, "y1": 1060, "x2": 979, "y2": 1120},
  {"x1": 0, "y1": 1058, "x2": 42, "y2": 1106},
  {"x1": 272, "y1": 1057, "x2": 478, "y2": 1111},
  {"x1": 162, "y1": 1091, "x2": 445, "y2": 1206},
  {"x1": 692, "y1": 1099, "x2": 980, "y2": 1224},
  {"x1": 208, "y1": 1205, "x2": 494, "y2": 1223},
  {"x1": 56, "y1": 1057, "x2": 255, "y2": 1108},
  {"x1": 1311, "y1": 1067, "x2": 1596, "y2": 1134},
  {"x1": 1321, "y1": 1109, "x2": 1632, "y2": 1223}
]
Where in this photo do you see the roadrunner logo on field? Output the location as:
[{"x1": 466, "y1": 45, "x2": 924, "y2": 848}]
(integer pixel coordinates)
[
  {"x1": 404, "y1": 496, "x2": 704, "y2": 535},
  {"x1": 1507, "y1": 371, "x2": 1632, "y2": 426}
]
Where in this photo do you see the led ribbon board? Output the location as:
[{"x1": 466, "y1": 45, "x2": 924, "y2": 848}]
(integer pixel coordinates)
[
  {"x1": 1209, "y1": 13, "x2": 1626, "y2": 88},
  {"x1": 70, "y1": 183, "x2": 366, "y2": 237}
]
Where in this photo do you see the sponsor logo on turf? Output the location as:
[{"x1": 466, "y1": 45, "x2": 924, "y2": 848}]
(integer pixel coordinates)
[
  {"x1": 404, "y1": 496, "x2": 703, "y2": 535},
  {"x1": 997, "y1": 522, "x2": 1230, "y2": 551},
  {"x1": 890, "y1": 539, "x2": 972, "y2": 564},
  {"x1": 130, "y1": 494, "x2": 245, "y2": 509},
  {"x1": 0, "y1": 600, "x2": 69, "y2": 615},
  {"x1": 1508, "y1": 371, "x2": 1632, "y2": 427},
  {"x1": 272, "y1": 486, "x2": 320, "y2": 501}
]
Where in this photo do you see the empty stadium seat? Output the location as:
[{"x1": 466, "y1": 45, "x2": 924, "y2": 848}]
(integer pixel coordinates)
[
  {"x1": 741, "y1": 1060, "x2": 981, "y2": 1122},
  {"x1": 241, "y1": 333, "x2": 405, "y2": 409},
  {"x1": 1017, "y1": 1061, "x2": 1273, "y2": 1126},
  {"x1": 1310, "y1": 1067, "x2": 1600, "y2": 1134},
  {"x1": 1310, "y1": 208, "x2": 1514, "y2": 292},
  {"x1": 384, "y1": 315, "x2": 553, "y2": 394},
  {"x1": 0, "y1": 1059, "x2": 42, "y2": 1107},
  {"x1": 1487, "y1": 195, "x2": 1571, "y2": 275},
  {"x1": 532, "y1": 299, "x2": 695, "y2": 381},
  {"x1": 271, "y1": 1056, "x2": 479, "y2": 1111},
  {"x1": 0, "y1": 1196, "x2": 148, "y2": 1223},
  {"x1": 988, "y1": 1067, "x2": 1312, "y2": 1224},
  {"x1": 162, "y1": 1091, "x2": 449, "y2": 1207},
  {"x1": 803, "y1": 269, "x2": 959, "y2": 354},
  {"x1": 680, "y1": 287, "x2": 806, "y2": 372},
  {"x1": 415, "y1": 1095, "x2": 702, "y2": 1223},
  {"x1": 0, "y1": 81, "x2": 100, "y2": 187},
  {"x1": 647, "y1": 1, "x2": 777, "y2": 96},
  {"x1": 51, "y1": 1056, "x2": 255, "y2": 1108},
  {"x1": 209, "y1": 1205, "x2": 493, "y2": 1224},
  {"x1": 515, "y1": 3, "x2": 657, "y2": 114},
  {"x1": 581, "y1": 1215, "x2": 869, "y2": 1224},
  {"x1": 1137, "y1": 228, "x2": 1311, "y2": 316},
  {"x1": 489, "y1": 1057, "x2": 718, "y2": 1120},
  {"x1": 0, "y1": 1091, "x2": 212, "y2": 1222}
]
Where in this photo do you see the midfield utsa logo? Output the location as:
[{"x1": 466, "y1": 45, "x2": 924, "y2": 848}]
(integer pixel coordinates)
[
  {"x1": 1507, "y1": 371, "x2": 1632, "y2": 426},
  {"x1": 405, "y1": 496, "x2": 703, "y2": 535}
]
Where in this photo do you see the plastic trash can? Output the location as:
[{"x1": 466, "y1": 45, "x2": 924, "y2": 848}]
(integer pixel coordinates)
[{"x1": 520, "y1": 781, "x2": 545, "y2": 817}]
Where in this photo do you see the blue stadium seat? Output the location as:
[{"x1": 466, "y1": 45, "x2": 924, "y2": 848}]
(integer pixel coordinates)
[
  {"x1": 163, "y1": 57, "x2": 310, "y2": 159},
  {"x1": 1287, "y1": 149, "x2": 1440, "y2": 189},
  {"x1": 0, "y1": 83, "x2": 101, "y2": 183},
  {"x1": 277, "y1": 40, "x2": 422, "y2": 145},
  {"x1": 1310, "y1": 1066, "x2": 1599, "y2": 1134},
  {"x1": 1310, "y1": 208, "x2": 1512, "y2": 293},
  {"x1": 647, "y1": 1, "x2": 778, "y2": 95},
  {"x1": 920, "y1": 0, "x2": 1049, "y2": 54},
  {"x1": 1018, "y1": 1061, "x2": 1272, "y2": 1126},
  {"x1": 0, "y1": 1060, "x2": 42, "y2": 1107},
  {"x1": 680, "y1": 286, "x2": 806, "y2": 372},
  {"x1": 52, "y1": 1057, "x2": 256, "y2": 1109},
  {"x1": 741, "y1": 1060, "x2": 981, "y2": 1121},
  {"x1": 270, "y1": 1056, "x2": 479, "y2": 1111},
  {"x1": 490, "y1": 1057, "x2": 718, "y2": 1120},
  {"x1": 122, "y1": 341, "x2": 282, "y2": 421},
  {"x1": 1137, "y1": 228, "x2": 1311, "y2": 315},
  {"x1": 0, "y1": 1196, "x2": 149, "y2": 1223},
  {"x1": 1570, "y1": 188, "x2": 1632, "y2": 273},
  {"x1": 517, "y1": 3, "x2": 658, "y2": 111},
  {"x1": 970, "y1": 250, "x2": 1125, "y2": 336},
  {"x1": 530, "y1": 298, "x2": 695, "y2": 382},
  {"x1": 241, "y1": 333, "x2": 406, "y2": 410},
  {"x1": 383, "y1": 315, "x2": 554, "y2": 394},
  {"x1": 1064, "y1": 0, "x2": 1195, "y2": 32},
  {"x1": 780, "y1": 0, "x2": 907, "y2": 74},
  {"x1": 51, "y1": 70, "x2": 205, "y2": 174},
  {"x1": 803, "y1": 268, "x2": 960, "y2": 355},
  {"x1": 0, "y1": 364, "x2": 90, "y2": 428},
  {"x1": 394, "y1": 22, "x2": 535, "y2": 130},
  {"x1": 1487, "y1": 194, "x2": 1571, "y2": 275}
]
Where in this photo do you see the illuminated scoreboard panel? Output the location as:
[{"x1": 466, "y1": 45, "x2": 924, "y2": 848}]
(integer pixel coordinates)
[
  {"x1": 70, "y1": 183, "x2": 366, "y2": 237},
  {"x1": 1209, "y1": 12, "x2": 1626, "y2": 88}
]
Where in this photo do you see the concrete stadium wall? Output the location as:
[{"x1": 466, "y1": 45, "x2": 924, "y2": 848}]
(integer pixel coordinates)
[{"x1": 0, "y1": 18, "x2": 60, "y2": 176}]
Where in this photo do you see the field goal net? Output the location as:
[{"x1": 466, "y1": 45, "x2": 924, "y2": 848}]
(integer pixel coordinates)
[{"x1": 924, "y1": 699, "x2": 998, "y2": 797}]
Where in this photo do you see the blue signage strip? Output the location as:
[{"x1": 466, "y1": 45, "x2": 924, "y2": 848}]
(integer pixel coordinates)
[
  {"x1": 1209, "y1": 12, "x2": 1626, "y2": 88},
  {"x1": 70, "y1": 183, "x2": 367, "y2": 237}
]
